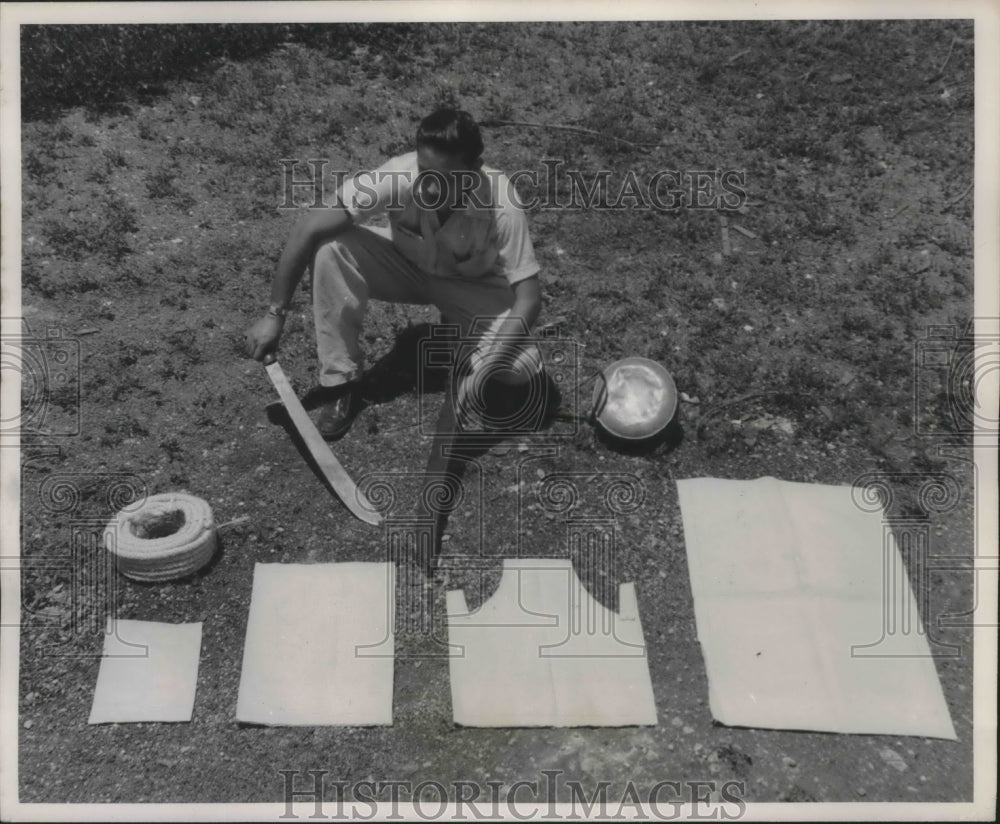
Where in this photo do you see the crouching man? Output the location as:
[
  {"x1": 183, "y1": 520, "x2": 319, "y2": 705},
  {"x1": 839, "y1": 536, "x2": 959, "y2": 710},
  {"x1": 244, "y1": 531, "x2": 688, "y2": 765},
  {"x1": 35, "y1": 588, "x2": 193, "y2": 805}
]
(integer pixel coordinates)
[
  {"x1": 245, "y1": 108, "x2": 550, "y2": 556},
  {"x1": 246, "y1": 107, "x2": 544, "y2": 437}
]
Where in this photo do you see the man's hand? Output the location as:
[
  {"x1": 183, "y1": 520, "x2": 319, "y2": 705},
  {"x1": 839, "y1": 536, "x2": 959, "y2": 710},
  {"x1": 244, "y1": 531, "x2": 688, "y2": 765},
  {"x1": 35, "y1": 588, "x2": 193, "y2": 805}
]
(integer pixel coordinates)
[
  {"x1": 245, "y1": 314, "x2": 285, "y2": 362},
  {"x1": 246, "y1": 204, "x2": 353, "y2": 364}
]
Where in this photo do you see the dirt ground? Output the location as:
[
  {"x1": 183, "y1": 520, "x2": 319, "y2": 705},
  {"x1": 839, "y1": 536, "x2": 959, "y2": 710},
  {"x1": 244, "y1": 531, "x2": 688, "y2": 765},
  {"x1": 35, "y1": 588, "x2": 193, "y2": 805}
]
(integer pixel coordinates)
[{"x1": 13, "y1": 19, "x2": 984, "y2": 810}]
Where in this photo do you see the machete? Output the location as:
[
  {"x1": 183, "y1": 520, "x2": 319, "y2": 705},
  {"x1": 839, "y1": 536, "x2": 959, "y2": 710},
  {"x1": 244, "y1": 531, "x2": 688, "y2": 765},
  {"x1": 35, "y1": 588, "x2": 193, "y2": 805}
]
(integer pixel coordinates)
[{"x1": 264, "y1": 360, "x2": 382, "y2": 526}]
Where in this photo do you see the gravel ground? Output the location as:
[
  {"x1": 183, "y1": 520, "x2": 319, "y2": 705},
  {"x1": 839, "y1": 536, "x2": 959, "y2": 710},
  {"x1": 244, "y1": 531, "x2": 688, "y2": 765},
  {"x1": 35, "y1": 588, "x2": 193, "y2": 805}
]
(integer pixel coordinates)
[{"x1": 8, "y1": 16, "x2": 992, "y2": 819}]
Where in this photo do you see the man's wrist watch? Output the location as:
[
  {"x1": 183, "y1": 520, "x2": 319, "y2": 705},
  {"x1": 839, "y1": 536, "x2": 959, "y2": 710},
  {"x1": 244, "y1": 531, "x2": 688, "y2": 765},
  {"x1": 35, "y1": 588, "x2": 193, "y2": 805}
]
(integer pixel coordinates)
[{"x1": 267, "y1": 303, "x2": 288, "y2": 319}]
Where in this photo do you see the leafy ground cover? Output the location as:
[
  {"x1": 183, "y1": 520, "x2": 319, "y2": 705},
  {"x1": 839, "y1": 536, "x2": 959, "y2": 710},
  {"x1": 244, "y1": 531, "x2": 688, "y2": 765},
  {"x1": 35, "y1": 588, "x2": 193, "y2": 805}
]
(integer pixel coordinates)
[{"x1": 15, "y1": 20, "x2": 977, "y2": 805}]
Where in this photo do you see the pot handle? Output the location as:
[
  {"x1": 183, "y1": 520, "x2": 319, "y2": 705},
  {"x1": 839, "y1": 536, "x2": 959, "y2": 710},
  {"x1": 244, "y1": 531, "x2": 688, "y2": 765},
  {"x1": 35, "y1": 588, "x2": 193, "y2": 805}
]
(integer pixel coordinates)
[{"x1": 574, "y1": 369, "x2": 608, "y2": 425}]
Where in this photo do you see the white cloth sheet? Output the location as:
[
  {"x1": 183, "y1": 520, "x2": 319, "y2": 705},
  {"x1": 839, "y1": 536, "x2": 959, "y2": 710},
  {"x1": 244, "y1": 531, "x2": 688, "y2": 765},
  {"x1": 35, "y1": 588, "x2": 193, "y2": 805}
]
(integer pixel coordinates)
[
  {"x1": 88, "y1": 619, "x2": 202, "y2": 723},
  {"x1": 676, "y1": 476, "x2": 956, "y2": 739},
  {"x1": 447, "y1": 558, "x2": 658, "y2": 727},
  {"x1": 236, "y1": 562, "x2": 395, "y2": 726}
]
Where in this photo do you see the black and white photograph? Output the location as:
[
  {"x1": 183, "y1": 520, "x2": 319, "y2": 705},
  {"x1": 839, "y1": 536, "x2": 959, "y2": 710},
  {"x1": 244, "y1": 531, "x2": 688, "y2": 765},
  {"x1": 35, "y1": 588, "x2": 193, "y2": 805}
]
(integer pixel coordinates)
[{"x1": 1, "y1": 1, "x2": 997, "y2": 820}]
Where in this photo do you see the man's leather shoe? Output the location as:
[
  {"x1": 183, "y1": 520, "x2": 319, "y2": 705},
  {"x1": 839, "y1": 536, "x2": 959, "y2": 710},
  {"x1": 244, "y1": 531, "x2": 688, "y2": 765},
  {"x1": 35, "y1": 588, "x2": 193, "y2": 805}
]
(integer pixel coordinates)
[{"x1": 316, "y1": 383, "x2": 360, "y2": 441}]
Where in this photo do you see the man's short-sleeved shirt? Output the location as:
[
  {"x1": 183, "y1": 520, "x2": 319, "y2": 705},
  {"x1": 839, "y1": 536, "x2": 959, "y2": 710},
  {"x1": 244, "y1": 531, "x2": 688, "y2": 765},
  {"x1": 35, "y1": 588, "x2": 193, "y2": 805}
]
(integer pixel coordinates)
[{"x1": 337, "y1": 152, "x2": 540, "y2": 285}]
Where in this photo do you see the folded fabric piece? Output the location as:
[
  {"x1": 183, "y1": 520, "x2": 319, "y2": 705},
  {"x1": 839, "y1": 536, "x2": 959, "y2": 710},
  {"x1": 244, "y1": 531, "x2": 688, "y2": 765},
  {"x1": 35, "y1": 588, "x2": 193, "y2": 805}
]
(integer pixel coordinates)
[
  {"x1": 677, "y1": 476, "x2": 956, "y2": 739},
  {"x1": 236, "y1": 562, "x2": 395, "y2": 726},
  {"x1": 447, "y1": 558, "x2": 658, "y2": 727},
  {"x1": 88, "y1": 619, "x2": 202, "y2": 724}
]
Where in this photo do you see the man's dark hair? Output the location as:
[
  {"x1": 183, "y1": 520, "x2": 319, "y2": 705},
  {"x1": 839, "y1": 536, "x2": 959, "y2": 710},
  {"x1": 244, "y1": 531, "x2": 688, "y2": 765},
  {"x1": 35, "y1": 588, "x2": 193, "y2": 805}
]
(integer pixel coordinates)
[{"x1": 416, "y1": 108, "x2": 484, "y2": 166}]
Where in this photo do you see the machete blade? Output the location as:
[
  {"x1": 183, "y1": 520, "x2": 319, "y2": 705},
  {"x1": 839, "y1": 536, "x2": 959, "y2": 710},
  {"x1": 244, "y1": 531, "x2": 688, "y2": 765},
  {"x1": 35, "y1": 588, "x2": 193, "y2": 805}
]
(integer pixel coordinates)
[{"x1": 264, "y1": 361, "x2": 382, "y2": 526}]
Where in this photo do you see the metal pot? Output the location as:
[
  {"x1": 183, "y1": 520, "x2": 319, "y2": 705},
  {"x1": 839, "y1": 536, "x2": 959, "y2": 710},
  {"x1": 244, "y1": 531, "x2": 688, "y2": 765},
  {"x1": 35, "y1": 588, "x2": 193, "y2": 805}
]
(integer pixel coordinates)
[{"x1": 591, "y1": 357, "x2": 678, "y2": 441}]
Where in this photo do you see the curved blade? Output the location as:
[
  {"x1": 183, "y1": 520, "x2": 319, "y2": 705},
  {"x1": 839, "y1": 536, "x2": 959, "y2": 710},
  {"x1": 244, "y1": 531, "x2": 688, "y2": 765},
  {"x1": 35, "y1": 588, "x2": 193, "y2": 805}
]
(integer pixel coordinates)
[{"x1": 264, "y1": 362, "x2": 382, "y2": 526}]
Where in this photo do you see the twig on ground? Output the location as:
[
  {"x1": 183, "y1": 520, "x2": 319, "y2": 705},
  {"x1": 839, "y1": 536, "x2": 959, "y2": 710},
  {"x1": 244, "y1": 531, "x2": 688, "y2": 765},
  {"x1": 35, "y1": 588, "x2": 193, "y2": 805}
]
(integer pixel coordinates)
[
  {"x1": 889, "y1": 203, "x2": 911, "y2": 219},
  {"x1": 217, "y1": 515, "x2": 250, "y2": 530},
  {"x1": 382, "y1": 421, "x2": 422, "y2": 434},
  {"x1": 937, "y1": 37, "x2": 957, "y2": 77},
  {"x1": 696, "y1": 390, "x2": 813, "y2": 439},
  {"x1": 944, "y1": 181, "x2": 972, "y2": 210},
  {"x1": 700, "y1": 391, "x2": 783, "y2": 420},
  {"x1": 537, "y1": 315, "x2": 567, "y2": 332},
  {"x1": 726, "y1": 48, "x2": 750, "y2": 65},
  {"x1": 481, "y1": 119, "x2": 659, "y2": 150},
  {"x1": 719, "y1": 214, "x2": 732, "y2": 256}
]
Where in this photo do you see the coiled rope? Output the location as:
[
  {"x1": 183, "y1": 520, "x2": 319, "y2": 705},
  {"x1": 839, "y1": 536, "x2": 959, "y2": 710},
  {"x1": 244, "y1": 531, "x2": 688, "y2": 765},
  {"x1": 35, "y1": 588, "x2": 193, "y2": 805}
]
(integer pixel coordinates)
[{"x1": 105, "y1": 492, "x2": 216, "y2": 581}]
